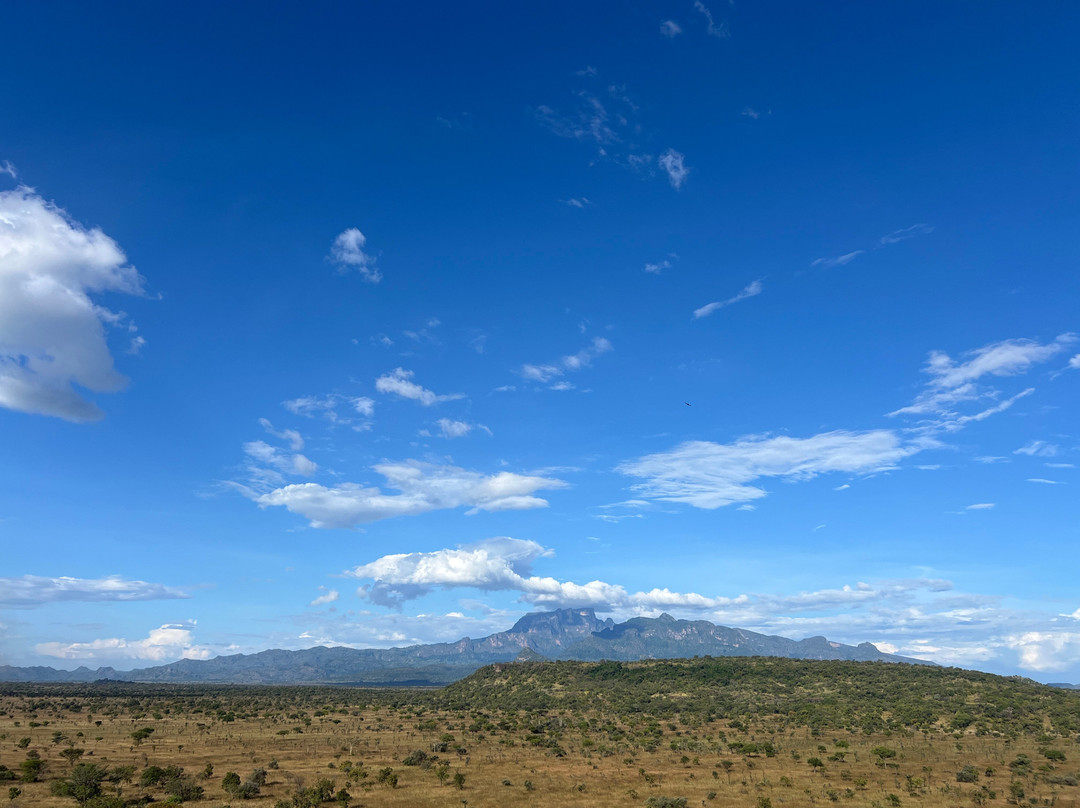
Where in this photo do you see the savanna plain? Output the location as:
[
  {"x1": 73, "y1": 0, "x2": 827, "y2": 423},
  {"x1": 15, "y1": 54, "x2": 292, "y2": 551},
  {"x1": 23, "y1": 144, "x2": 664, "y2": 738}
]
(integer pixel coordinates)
[{"x1": 3, "y1": 658, "x2": 1079, "y2": 808}]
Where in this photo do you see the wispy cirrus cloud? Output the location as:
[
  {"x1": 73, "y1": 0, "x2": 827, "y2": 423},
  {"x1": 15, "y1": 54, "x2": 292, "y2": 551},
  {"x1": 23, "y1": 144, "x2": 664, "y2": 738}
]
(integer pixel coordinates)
[
  {"x1": 255, "y1": 461, "x2": 567, "y2": 528},
  {"x1": 618, "y1": 430, "x2": 925, "y2": 509},
  {"x1": 536, "y1": 75, "x2": 688, "y2": 189},
  {"x1": 520, "y1": 336, "x2": 612, "y2": 385},
  {"x1": 812, "y1": 223, "x2": 934, "y2": 269},
  {"x1": 0, "y1": 575, "x2": 189, "y2": 608},
  {"x1": 283, "y1": 393, "x2": 375, "y2": 424},
  {"x1": 889, "y1": 333, "x2": 1075, "y2": 432},
  {"x1": 0, "y1": 186, "x2": 147, "y2": 422},
  {"x1": 694, "y1": 0, "x2": 730, "y2": 39},
  {"x1": 693, "y1": 279, "x2": 762, "y2": 319}
]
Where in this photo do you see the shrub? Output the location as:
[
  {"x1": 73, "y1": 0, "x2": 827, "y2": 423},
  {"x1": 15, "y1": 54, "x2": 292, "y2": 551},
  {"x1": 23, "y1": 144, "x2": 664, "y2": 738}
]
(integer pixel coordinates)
[
  {"x1": 646, "y1": 798, "x2": 688, "y2": 808},
  {"x1": 957, "y1": 765, "x2": 980, "y2": 783}
]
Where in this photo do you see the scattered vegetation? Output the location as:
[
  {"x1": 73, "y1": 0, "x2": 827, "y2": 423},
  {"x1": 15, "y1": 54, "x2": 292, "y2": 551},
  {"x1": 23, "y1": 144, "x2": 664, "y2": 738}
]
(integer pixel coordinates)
[{"x1": 0, "y1": 657, "x2": 1078, "y2": 807}]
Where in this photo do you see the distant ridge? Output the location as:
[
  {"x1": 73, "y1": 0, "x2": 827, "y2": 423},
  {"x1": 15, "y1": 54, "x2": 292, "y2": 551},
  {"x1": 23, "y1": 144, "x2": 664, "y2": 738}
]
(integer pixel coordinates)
[{"x1": 0, "y1": 608, "x2": 931, "y2": 685}]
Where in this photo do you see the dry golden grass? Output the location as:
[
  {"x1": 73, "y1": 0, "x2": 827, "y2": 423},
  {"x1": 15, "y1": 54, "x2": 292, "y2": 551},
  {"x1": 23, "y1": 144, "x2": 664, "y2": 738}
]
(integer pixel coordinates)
[{"x1": 1, "y1": 686, "x2": 1078, "y2": 808}]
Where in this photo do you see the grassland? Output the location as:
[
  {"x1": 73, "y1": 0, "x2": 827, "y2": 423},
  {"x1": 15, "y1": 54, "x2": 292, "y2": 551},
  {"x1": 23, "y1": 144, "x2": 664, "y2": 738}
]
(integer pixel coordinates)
[{"x1": 2, "y1": 658, "x2": 1079, "y2": 808}]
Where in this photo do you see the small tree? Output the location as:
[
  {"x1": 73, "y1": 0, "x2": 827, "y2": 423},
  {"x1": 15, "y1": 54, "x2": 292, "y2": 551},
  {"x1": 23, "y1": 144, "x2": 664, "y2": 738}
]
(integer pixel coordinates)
[
  {"x1": 60, "y1": 747, "x2": 86, "y2": 768},
  {"x1": 453, "y1": 770, "x2": 466, "y2": 789}
]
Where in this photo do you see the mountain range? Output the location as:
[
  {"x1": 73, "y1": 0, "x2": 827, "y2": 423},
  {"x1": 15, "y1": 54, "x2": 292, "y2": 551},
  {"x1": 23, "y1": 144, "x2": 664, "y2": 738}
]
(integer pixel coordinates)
[{"x1": 0, "y1": 609, "x2": 931, "y2": 685}]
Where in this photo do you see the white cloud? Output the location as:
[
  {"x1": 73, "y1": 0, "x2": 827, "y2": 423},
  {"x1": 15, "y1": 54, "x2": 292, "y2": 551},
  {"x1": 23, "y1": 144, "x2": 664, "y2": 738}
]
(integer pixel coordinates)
[
  {"x1": 1014, "y1": 440, "x2": 1059, "y2": 457},
  {"x1": 693, "y1": 280, "x2": 763, "y2": 319},
  {"x1": 1005, "y1": 631, "x2": 1080, "y2": 672},
  {"x1": 434, "y1": 418, "x2": 489, "y2": 438},
  {"x1": 562, "y1": 197, "x2": 591, "y2": 208},
  {"x1": 36, "y1": 621, "x2": 211, "y2": 662},
  {"x1": 1027, "y1": 478, "x2": 1063, "y2": 485},
  {"x1": 0, "y1": 187, "x2": 146, "y2": 421},
  {"x1": 350, "y1": 537, "x2": 746, "y2": 611},
  {"x1": 259, "y1": 418, "x2": 304, "y2": 451},
  {"x1": 329, "y1": 227, "x2": 380, "y2": 282},
  {"x1": 255, "y1": 461, "x2": 567, "y2": 528},
  {"x1": 880, "y1": 223, "x2": 934, "y2": 244},
  {"x1": 659, "y1": 19, "x2": 682, "y2": 38},
  {"x1": 536, "y1": 95, "x2": 620, "y2": 146},
  {"x1": 658, "y1": 148, "x2": 690, "y2": 189},
  {"x1": 519, "y1": 336, "x2": 613, "y2": 384},
  {"x1": 694, "y1": 0, "x2": 730, "y2": 39},
  {"x1": 965, "y1": 503, "x2": 995, "y2": 510},
  {"x1": 310, "y1": 587, "x2": 340, "y2": 607},
  {"x1": 243, "y1": 440, "x2": 317, "y2": 477},
  {"x1": 375, "y1": 367, "x2": 463, "y2": 406},
  {"x1": 0, "y1": 161, "x2": 16, "y2": 179},
  {"x1": 644, "y1": 258, "x2": 672, "y2": 274},
  {"x1": 741, "y1": 107, "x2": 760, "y2": 119},
  {"x1": 618, "y1": 430, "x2": 924, "y2": 509},
  {"x1": 0, "y1": 575, "x2": 188, "y2": 608},
  {"x1": 922, "y1": 334, "x2": 1075, "y2": 391},
  {"x1": 1070, "y1": 354, "x2": 1080, "y2": 369},
  {"x1": 811, "y1": 250, "x2": 865, "y2": 269},
  {"x1": 283, "y1": 393, "x2": 374, "y2": 424},
  {"x1": 890, "y1": 334, "x2": 1073, "y2": 432}
]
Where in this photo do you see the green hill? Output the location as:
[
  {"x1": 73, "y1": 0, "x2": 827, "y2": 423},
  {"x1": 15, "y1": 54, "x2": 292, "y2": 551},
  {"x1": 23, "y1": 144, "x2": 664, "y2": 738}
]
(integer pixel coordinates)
[{"x1": 442, "y1": 657, "x2": 1080, "y2": 737}]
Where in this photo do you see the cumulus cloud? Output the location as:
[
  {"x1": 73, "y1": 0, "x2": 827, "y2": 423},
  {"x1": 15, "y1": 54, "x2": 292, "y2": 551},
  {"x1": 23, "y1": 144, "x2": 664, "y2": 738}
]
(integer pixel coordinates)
[
  {"x1": 0, "y1": 575, "x2": 189, "y2": 608},
  {"x1": 329, "y1": 227, "x2": 380, "y2": 282},
  {"x1": 618, "y1": 430, "x2": 924, "y2": 509},
  {"x1": 350, "y1": 537, "x2": 748, "y2": 611},
  {"x1": 375, "y1": 367, "x2": 463, "y2": 406},
  {"x1": 255, "y1": 461, "x2": 567, "y2": 528},
  {"x1": 658, "y1": 148, "x2": 690, "y2": 189},
  {"x1": 36, "y1": 621, "x2": 211, "y2": 662},
  {"x1": 310, "y1": 587, "x2": 339, "y2": 607},
  {"x1": 693, "y1": 280, "x2": 762, "y2": 319},
  {"x1": 1070, "y1": 354, "x2": 1080, "y2": 370},
  {"x1": 347, "y1": 539, "x2": 960, "y2": 627},
  {"x1": 520, "y1": 337, "x2": 612, "y2": 385},
  {"x1": 0, "y1": 187, "x2": 147, "y2": 421}
]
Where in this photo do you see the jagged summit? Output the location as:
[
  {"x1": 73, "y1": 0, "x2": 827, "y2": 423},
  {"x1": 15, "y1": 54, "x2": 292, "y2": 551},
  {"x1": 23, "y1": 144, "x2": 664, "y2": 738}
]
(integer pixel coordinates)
[{"x1": 0, "y1": 607, "x2": 930, "y2": 685}]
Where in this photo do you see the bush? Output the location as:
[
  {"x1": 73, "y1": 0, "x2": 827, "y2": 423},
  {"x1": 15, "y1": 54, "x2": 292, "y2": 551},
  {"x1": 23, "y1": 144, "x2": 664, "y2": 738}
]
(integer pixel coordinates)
[
  {"x1": 646, "y1": 798, "x2": 688, "y2": 808},
  {"x1": 957, "y1": 765, "x2": 980, "y2": 783}
]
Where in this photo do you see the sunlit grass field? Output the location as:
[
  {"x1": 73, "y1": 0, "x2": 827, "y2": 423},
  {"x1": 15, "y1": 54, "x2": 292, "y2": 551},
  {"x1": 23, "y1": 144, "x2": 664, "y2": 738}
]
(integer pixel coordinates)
[{"x1": 3, "y1": 660, "x2": 1079, "y2": 808}]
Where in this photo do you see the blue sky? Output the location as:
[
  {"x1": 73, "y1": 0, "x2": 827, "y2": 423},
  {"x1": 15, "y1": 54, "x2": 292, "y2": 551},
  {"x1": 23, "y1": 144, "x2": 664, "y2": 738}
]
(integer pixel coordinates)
[{"x1": 1, "y1": 2, "x2": 1079, "y2": 680}]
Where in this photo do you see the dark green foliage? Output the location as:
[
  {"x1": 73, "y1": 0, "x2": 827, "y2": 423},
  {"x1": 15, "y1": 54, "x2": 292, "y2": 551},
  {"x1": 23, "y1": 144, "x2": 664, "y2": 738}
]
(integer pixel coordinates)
[
  {"x1": 401, "y1": 748, "x2": 431, "y2": 767},
  {"x1": 50, "y1": 762, "x2": 109, "y2": 803},
  {"x1": 957, "y1": 765, "x2": 980, "y2": 783},
  {"x1": 645, "y1": 797, "x2": 688, "y2": 808},
  {"x1": 19, "y1": 757, "x2": 45, "y2": 782}
]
